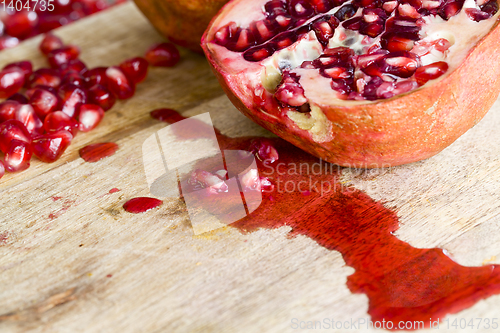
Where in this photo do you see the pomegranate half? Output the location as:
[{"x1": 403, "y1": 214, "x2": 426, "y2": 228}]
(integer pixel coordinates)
[
  {"x1": 133, "y1": 0, "x2": 229, "y2": 52},
  {"x1": 202, "y1": 0, "x2": 500, "y2": 167}
]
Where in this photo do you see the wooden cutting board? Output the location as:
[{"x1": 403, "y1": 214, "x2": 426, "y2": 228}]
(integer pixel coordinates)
[{"x1": 1, "y1": 3, "x2": 500, "y2": 332}]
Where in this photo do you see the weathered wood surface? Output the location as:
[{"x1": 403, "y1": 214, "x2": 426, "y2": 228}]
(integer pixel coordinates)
[{"x1": 0, "y1": 3, "x2": 500, "y2": 332}]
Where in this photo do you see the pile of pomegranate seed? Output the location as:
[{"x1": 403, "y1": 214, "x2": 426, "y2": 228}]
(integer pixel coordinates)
[
  {"x1": 212, "y1": 0, "x2": 499, "y2": 101},
  {"x1": 0, "y1": 33, "x2": 181, "y2": 179},
  {"x1": 0, "y1": 0, "x2": 128, "y2": 51}
]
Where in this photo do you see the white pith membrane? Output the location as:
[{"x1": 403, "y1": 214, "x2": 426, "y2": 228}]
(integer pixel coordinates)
[{"x1": 206, "y1": 0, "x2": 499, "y2": 141}]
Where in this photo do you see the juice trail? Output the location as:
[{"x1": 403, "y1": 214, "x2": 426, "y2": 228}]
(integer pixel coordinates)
[{"x1": 155, "y1": 109, "x2": 500, "y2": 329}]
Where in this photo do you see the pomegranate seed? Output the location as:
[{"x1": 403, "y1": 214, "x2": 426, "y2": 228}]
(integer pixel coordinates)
[
  {"x1": 32, "y1": 130, "x2": 73, "y2": 163},
  {"x1": 0, "y1": 36, "x2": 20, "y2": 51},
  {"x1": 47, "y1": 45, "x2": 80, "y2": 68},
  {"x1": 0, "y1": 100, "x2": 21, "y2": 123},
  {"x1": 4, "y1": 11, "x2": 38, "y2": 40},
  {"x1": 105, "y1": 66, "x2": 135, "y2": 99},
  {"x1": 0, "y1": 120, "x2": 32, "y2": 153},
  {"x1": 88, "y1": 84, "x2": 116, "y2": 111},
  {"x1": 62, "y1": 71, "x2": 86, "y2": 86},
  {"x1": 59, "y1": 59, "x2": 88, "y2": 76},
  {"x1": 29, "y1": 88, "x2": 60, "y2": 119},
  {"x1": 119, "y1": 57, "x2": 149, "y2": 84},
  {"x1": 249, "y1": 139, "x2": 279, "y2": 163},
  {"x1": 84, "y1": 67, "x2": 108, "y2": 88},
  {"x1": 15, "y1": 104, "x2": 44, "y2": 135},
  {"x1": 144, "y1": 43, "x2": 180, "y2": 67},
  {"x1": 3, "y1": 61, "x2": 33, "y2": 86},
  {"x1": 4, "y1": 139, "x2": 33, "y2": 172},
  {"x1": 40, "y1": 33, "x2": 64, "y2": 55},
  {"x1": 150, "y1": 108, "x2": 184, "y2": 123},
  {"x1": 58, "y1": 84, "x2": 88, "y2": 118},
  {"x1": 0, "y1": 160, "x2": 4, "y2": 179},
  {"x1": 288, "y1": 0, "x2": 315, "y2": 18},
  {"x1": 76, "y1": 104, "x2": 104, "y2": 132},
  {"x1": 188, "y1": 169, "x2": 228, "y2": 193},
  {"x1": 44, "y1": 111, "x2": 79, "y2": 136},
  {"x1": 385, "y1": 35, "x2": 415, "y2": 52},
  {"x1": 0, "y1": 67, "x2": 26, "y2": 98},
  {"x1": 28, "y1": 68, "x2": 62, "y2": 89},
  {"x1": 274, "y1": 73, "x2": 307, "y2": 106},
  {"x1": 465, "y1": 8, "x2": 492, "y2": 21},
  {"x1": 7, "y1": 93, "x2": 29, "y2": 104},
  {"x1": 414, "y1": 61, "x2": 449, "y2": 86}
]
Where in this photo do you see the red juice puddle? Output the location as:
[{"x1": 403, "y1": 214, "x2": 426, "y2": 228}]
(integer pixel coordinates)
[
  {"x1": 153, "y1": 111, "x2": 500, "y2": 328},
  {"x1": 79, "y1": 142, "x2": 119, "y2": 163},
  {"x1": 109, "y1": 188, "x2": 121, "y2": 194},
  {"x1": 123, "y1": 197, "x2": 163, "y2": 214}
]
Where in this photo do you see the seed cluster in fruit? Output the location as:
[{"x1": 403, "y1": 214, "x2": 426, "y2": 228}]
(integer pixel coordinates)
[{"x1": 211, "y1": 0, "x2": 499, "y2": 103}]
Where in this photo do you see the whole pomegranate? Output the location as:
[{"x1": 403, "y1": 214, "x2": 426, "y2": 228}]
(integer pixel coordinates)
[
  {"x1": 133, "y1": 0, "x2": 229, "y2": 52},
  {"x1": 202, "y1": 0, "x2": 500, "y2": 167}
]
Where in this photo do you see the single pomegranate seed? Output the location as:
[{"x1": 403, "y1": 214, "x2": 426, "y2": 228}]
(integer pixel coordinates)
[
  {"x1": 414, "y1": 61, "x2": 449, "y2": 86},
  {"x1": 3, "y1": 61, "x2": 33, "y2": 86},
  {"x1": 288, "y1": 0, "x2": 315, "y2": 18},
  {"x1": 0, "y1": 36, "x2": 20, "y2": 51},
  {"x1": 188, "y1": 169, "x2": 229, "y2": 193},
  {"x1": 59, "y1": 59, "x2": 88, "y2": 76},
  {"x1": 32, "y1": 130, "x2": 73, "y2": 163},
  {"x1": 309, "y1": 0, "x2": 335, "y2": 13},
  {"x1": 385, "y1": 35, "x2": 415, "y2": 52},
  {"x1": 44, "y1": 111, "x2": 79, "y2": 136},
  {"x1": 29, "y1": 88, "x2": 60, "y2": 119},
  {"x1": 0, "y1": 120, "x2": 32, "y2": 153},
  {"x1": 249, "y1": 139, "x2": 279, "y2": 163},
  {"x1": 47, "y1": 45, "x2": 80, "y2": 68},
  {"x1": 0, "y1": 100, "x2": 21, "y2": 123},
  {"x1": 79, "y1": 142, "x2": 119, "y2": 162},
  {"x1": 274, "y1": 73, "x2": 307, "y2": 106},
  {"x1": 0, "y1": 160, "x2": 4, "y2": 179},
  {"x1": 40, "y1": 33, "x2": 64, "y2": 55},
  {"x1": 144, "y1": 43, "x2": 180, "y2": 67},
  {"x1": 76, "y1": 104, "x2": 104, "y2": 132},
  {"x1": 0, "y1": 67, "x2": 25, "y2": 98},
  {"x1": 119, "y1": 57, "x2": 149, "y2": 84},
  {"x1": 84, "y1": 67, "x2": 108, "y2": 88},
  {"x1": 7, "y1": 93, "x2": 29, "y2": 104},
  {"x1": 150, "y1": 108, "x2": 184, "y2": 123},
  {"x1": 88, "y1": 84, "x2": 116, "y2": 111},
  {"x1": 334, "y1": 4, "x2": 358, "y2": 21},
  {"x1": 465, "y1": 8, "x2": 492, "y2": 21},
  {"x1": 62, "y1": 71, "x2": 86, "y2": 86},
  {"x1": 4, "y1": 11, "x2": 38, "y2": 40},
  {"x1": 15, "y1": 104, "x2": 44, "y2": 135},
  {"x1": 59, "y1": 84, "x2": 88, "y2": 118},
  {"x1": 4, "y1": 139, "x2": 33, "y2": 172},
  {"x1": 438, "y1": 0, "x2": 465, "y2": 20},
  {"x1": 105, "y1": 66, "x2": 135, "y2": 99},
  {"x1": 28, "y1": 68, "x2": 62, "y2": 89}
]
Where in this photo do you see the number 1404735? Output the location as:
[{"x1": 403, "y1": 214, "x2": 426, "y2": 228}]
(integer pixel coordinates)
[{"x1": 1, "y1": 0, "x2": 55, "y2": 12}]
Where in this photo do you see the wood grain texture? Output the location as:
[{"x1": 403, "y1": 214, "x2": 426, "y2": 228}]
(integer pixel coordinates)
[{"x1": 0, "y1": 3, "x2": 500, "y2": 333}]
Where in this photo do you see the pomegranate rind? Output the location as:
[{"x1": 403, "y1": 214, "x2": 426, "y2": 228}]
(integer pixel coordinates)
[
  {"x1": 133, "y1": 0, "x2": 229, "y2": 52},
  {"x1": 202, "y1": 1, "x2": 500, "y2": 167}
]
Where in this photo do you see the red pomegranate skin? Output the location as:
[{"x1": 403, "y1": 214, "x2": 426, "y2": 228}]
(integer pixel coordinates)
[
  {"x1": 202, "y1": 1, "x2": 500, "y2": 167},
  {"x1": 133, "y1": 0, "x2": 229, "y2": 52}
]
